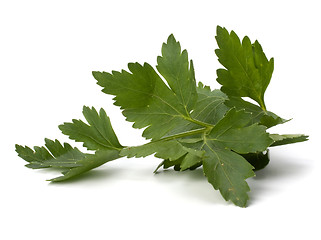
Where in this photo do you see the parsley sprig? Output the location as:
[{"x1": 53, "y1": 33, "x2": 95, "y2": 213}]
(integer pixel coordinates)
[{"x1": 15, "y1": 26, "x2": 308, "y2": 207}]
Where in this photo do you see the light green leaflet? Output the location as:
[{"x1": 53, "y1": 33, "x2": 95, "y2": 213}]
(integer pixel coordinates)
[{"x1": 15, "y1": 26, "x2": 308, "y2": 207}]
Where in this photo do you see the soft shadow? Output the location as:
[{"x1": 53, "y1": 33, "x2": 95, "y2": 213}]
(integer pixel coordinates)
[
  {"x1": 154, "y1": 168, "x2": 228, "y2": 205},
  {"x1": 253, "y1": 154, "x2": 309, "y2": 180},
  {"x1": 247, "y1": 153, "x2": 310, "y2": 205}
]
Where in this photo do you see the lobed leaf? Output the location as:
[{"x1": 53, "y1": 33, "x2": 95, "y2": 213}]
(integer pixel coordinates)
[
  {"x1": 59, "y1": 106, "x2": 122, "y2": 151},
  {"x1": 15, "y1": 139, "x2": 86, "y2": 169},
  {"x1": 16, "y1": 139, "x2": 121, "y2": 182},
  {"x1": 164, "y1": 83, "x2": 229, "y2": 135},
  {"x1": 225, "y1": 96, "x2": 287, "y2": 128},
  {"x1": 49, "y1": 149, "x2": 120, "y2": 182},
  {"x1": 93, "y1": 35, "x2": 197, "y2": 140},
  {"x1": 270, "y1": 134, "x2": 309, "y2": 147},
  {"x1": 157, "y1": 34, "x2": 197, "y2": 113},
  {"x1": 208, "y1": 109, "x2": 273, "y2": 154},
  {"x1": 215, "y1": 26, "x2": 274, "y2": 110},
  {"x1": 203, "y1": 146, "x2": 255, "y2": 207}
]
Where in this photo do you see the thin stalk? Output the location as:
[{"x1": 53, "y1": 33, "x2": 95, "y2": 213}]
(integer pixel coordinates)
[
  {"x1": 184, "y1": 116, "x2": 214, "y2": 128},
  {"x1": 153, "y1": 127, "x2": 208, "y2": 143},
  {"x1": 258, "y1": 98, "x2": 267, "y2": 112}
]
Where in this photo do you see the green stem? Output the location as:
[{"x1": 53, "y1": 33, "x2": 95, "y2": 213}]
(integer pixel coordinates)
[
  {"x1": 120, "y1": 127, "x2": 209, "y2": 158},
  {"x1": 184, "y1": 116, "x2": 214, "y2": 128},
  {"x1": 258, "y1": 98, "x2": 267, "y2": 112},
  {"x1": 153, "y1": 127, "x2": 208, "y2": 143}
]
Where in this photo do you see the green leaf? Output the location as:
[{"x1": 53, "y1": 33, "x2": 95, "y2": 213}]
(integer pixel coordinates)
[
  {"x1": 201, "y1": 108, "x2": 272, "y2": 206},
  {"x1": 59, "y1": 106, "x2": 122, "y2": 151},
  {"x1": 157, "y1": 34, "x2": 197, "y2": 113},
  {"x1": 16, "y1": 106, "x2": 123, "y2": 181},
  {"x1": 50, "y1": 149, "x2": 120, "y2": 182},
  {"x1": 270, "y1": 134, "x2": 309, "y2": 147},
  {"x1": 179, "y1": 152, "x2": 203, "y2": 171},
  {"x1": 203, "y1": 146, "x2": 254, "y2": 207},
  {"x1": 15, "y1": 139, "x2": 86, "y2": 169},
  {"x1": 93, "y1": 35, "x2": 197, "y2": 140},
  {"x1": 15, "y1": 139, "x2": 121, "y2": 181},
  {"x1": 191, "y1": 83, "x2": 229, "y2": 125},
  {"x1": 164, "y1": 82, "x2": 229, "y2": 135},
  {"x1": 215, "y1": 26, "x2": 274, "y2": 110},
  {"x1": 208, "y1": 108, "x2": 273, "y2": 154},
  {"x1": 225, "y1": 96, "x2": 287, "y2": 128},
  {"x1": 94, "y1": 63, "x2": 191, "y2": 140}
]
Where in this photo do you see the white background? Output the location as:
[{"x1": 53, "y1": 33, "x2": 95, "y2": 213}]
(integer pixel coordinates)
[{"x1": 1, "y1": 0, "x2": 319, "y2": 239}]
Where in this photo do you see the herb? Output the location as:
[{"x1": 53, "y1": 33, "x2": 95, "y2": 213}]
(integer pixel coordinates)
[{"x1": 15, "y1": 26, "x2": 308, "y2": 207}]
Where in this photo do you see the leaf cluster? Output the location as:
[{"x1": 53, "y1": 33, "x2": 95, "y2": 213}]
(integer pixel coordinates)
[{"x1": 15, "y1": 26, "x2": 308, "y2": 207}]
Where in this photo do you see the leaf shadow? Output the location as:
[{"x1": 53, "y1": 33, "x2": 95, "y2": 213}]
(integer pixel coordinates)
[
  {"x1": 247, "y1": 152, "x2": 310, "y2": 205},
  {"x1": 39, "y1": 151, "x2": 310, "y2": 207},
  {"x1": 153, "y1": 168, "x2": 228, "y2": 205}
]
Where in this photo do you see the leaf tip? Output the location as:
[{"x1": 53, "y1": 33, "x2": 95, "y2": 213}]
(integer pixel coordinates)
[
  {"x1": 216, "y1": 25, "x2": 224, "y2": 33},
  {"x1": 167, "y1": 33, "x2": 176, "y2": 42},
  {"x1": 15, "y1": 144, "x2": 25, "y2": 155},
  {"x1": 92, "y1": 71, "x2": 101, "y2": 79}
]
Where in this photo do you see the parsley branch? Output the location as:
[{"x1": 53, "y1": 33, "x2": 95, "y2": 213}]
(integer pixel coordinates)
[{"x1": 15, "y1": 26, "x2": 308, "y2": 207}]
